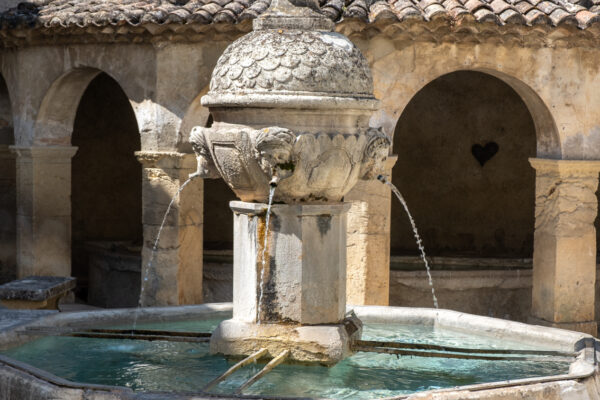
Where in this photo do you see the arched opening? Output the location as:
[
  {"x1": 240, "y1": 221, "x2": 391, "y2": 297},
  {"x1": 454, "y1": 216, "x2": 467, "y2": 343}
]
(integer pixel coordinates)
[
  {"x1": 201, "y1": 113, "x2": 237, "y2": 303},
  {"x1": 71, "y1": 72, "x2": 142, "y2": 307},
  {"x1": 0, "y1": 75, "x2": 15, "y2": 284},
  {"x1": 390, "y1": 71, "x2": 536, "y2": 321}
]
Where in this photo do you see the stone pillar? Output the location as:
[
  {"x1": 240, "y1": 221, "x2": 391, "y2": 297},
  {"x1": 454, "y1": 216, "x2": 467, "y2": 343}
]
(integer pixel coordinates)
[
  {"x1": 529, "y1": 158, "x2": 600, "y2": 336},
  {"x1": 211, "y1": 201, "x2": 360, "y2": 364},
  {"x1": 9, "y1": 146, "x2": 78, "y2": 278},
  {"x1": 345, "y1": 156, "x2": 397, "y2": 306},
  {"x1": 0, "y1": 145, "x2": 16, "y2": 282},
  {"x1": 231, "y1": 201, "x2": 350, "y2": 324},
  {"x1": 136, "y1": 151, "x2": 203, "y2": 306}
]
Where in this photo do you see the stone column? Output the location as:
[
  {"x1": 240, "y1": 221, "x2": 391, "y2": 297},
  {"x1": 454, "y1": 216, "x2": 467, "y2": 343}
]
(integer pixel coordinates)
[
  {"x1": 529, "y1": 158, "x2": 600, "y2": 336},
  {"x1": 211, "y1": 201, "x2": 359, "y2": 364},
  {"x1": 136, "y1": 151, "x2": 203, "y2": 306},
  {"x1": 0, "y1": 145, "x2": 16, "y2": 281},
  {"x1": 231, "y1": 201, "x2": 350, "y2": 324},
  {"x1": 9, "y1": 146, "x2": 78, "y2": 278},
  {"x1": 345, "y1": 156, "x2": 397, "y2": 306}
]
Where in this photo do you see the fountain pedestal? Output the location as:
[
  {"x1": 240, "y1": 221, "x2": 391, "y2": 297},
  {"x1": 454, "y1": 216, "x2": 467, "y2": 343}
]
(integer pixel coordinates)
[{"x1": 210, "y1": 201, "x2": 361, "y2": 364}]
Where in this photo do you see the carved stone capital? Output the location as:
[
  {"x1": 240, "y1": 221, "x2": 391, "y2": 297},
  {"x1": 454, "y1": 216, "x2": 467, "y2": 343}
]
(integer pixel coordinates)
[
  {"x1": 529, "y1": 158, "x2": 600, "y2": 178},
  {"x1": 135, "y1": 151, "x2": 196, "y2": 170},
  {"x1": 529, "y1": 158, "x2": 600, "y2": 237},
  {"x1": 9, "y1": 145, "x2": 78, "y2": 162}
]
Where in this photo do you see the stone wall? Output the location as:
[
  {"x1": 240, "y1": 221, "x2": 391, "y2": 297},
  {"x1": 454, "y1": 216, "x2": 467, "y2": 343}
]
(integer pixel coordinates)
[
  {"x1": 71, "y1": 73, "x2": 142, "y2": 295},
  {"x1": 390, "y1": 71, "x2": 536, "y2": 258}
]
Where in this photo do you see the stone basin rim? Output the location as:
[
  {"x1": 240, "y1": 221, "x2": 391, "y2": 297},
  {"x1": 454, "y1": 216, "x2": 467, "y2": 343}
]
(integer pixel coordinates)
[{"x1": 0, "y1": 304, "x2": 597, "y2": 399}]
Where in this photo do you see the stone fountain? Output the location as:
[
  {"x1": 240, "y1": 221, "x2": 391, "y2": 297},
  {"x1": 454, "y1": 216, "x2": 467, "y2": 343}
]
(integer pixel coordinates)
[{"x1": 190, "y1": 0, "x2": 390, "y2": 365}]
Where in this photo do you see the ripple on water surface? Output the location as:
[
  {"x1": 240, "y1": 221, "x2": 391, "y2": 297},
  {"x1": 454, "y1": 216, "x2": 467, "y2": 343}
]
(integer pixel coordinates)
[{"x1": 2, "y1": 319, "x2": 571, "y2": 399}]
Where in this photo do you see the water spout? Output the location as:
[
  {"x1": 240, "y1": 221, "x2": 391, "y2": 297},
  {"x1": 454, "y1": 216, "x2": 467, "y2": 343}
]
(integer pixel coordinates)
[
  {"x1": 133, "y1": 175, "x2": 200, "y2": 330},
  {"x1": 257, "y1": 184, "x2": 277, "y2": 323},
  {"x1": 377, "y1": 175, "x2": 439, "y2": 309}
]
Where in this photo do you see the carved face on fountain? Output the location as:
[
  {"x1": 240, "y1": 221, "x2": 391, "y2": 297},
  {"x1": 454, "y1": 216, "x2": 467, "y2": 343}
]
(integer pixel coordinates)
[{"x1": 190, "y1": 0, "x2": 391, "y2": 203}]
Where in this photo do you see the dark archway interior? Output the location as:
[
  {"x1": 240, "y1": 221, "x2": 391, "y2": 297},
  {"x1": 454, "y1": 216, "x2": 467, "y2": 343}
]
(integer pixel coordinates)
[
  {"x1": 203, "y1": 178, "x2": 236, "y2": 251},
  {"x1": 71, "y1": 72, "x2": 142, "y2": 305},
  {"x1": 0, "y1": 75, "x2": 15, "y2": 284},
  {"x1": 391, "y1": 71, "x2": 537, "y2": 262}
]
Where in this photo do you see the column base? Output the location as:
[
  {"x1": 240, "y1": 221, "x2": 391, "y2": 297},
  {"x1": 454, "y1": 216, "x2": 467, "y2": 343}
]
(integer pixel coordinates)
[
  {"x1": 528, "y1": 316, "x2": 597, "y2": 337},
  {"x1": 210, "y1": 316, "x2": 362, "y2": 365}
]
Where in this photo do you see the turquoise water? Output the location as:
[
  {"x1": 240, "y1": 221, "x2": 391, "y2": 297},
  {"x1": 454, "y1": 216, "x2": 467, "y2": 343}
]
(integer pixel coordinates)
[{"x1": 2, "y1": 319, "x2": 571, "y2": 399}]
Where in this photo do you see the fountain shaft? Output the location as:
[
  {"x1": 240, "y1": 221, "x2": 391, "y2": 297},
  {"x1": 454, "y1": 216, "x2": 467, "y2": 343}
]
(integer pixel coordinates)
[{"x1": 210, "y1": 201, "x2": 358, "y2": 364}]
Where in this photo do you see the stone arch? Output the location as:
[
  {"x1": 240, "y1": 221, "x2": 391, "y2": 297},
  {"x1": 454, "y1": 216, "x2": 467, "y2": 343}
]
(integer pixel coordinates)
[
  {"x1": 34, "y1": 67, "x2": 142, "y2": 146},
  {"x1": 179, "y1": 86, "x2": 211, "y2": 153},
  {"x1": 381, "y1": 67, "x2": 561, "y2": 159},
  {"x1": 0, "y1": 73, "x2": 16, "y2": 283},
  {"x1": 389, "y1": 70, "x2": 537, "y2": 320}
]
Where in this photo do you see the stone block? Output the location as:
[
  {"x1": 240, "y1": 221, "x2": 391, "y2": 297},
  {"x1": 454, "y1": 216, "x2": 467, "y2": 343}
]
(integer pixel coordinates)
[
  {"x1": 210, "y1": 319, "x2": 357, "y2": 365},
  {"x1": 230, "y1": 201, "x2": 350, "y2": 325}
]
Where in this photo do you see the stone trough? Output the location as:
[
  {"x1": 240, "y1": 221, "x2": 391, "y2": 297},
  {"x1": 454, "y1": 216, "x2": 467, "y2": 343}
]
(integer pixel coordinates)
[{"x1": 0, "y1": 304, "x2": 597, "y2": 399}]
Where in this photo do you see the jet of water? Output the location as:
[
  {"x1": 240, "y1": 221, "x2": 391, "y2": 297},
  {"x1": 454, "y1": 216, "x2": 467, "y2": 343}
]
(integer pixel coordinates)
[
  {"x1": 377, "y1": 175, "x2": 439, "y2": 309},
  {"x1": 257, "y1": 183, "x2": 277, "y2": 324},
  {"x1": 133, "y1": 174, "x2": 200, "y2": 331}
]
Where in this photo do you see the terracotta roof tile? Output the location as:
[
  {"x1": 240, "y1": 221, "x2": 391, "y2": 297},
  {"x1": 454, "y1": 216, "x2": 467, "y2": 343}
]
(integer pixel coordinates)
[{"x1": 0, "y1": 0, "x2": 599, "y2": 32}]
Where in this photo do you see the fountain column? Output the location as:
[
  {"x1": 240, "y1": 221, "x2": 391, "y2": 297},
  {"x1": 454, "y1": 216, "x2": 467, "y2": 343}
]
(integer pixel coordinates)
[
  {"x1": 212, "y1": 202, "x2": 354, "y2": 363},
  {"x1": 9, "y1": 145, "x2": 78, "y2": 278},
  {"x1": 529, "y1": 158, "x2": 600, "y2": 336},
  {"x1": 136, "y1": 151, "x2": 204, "y2": 305}
]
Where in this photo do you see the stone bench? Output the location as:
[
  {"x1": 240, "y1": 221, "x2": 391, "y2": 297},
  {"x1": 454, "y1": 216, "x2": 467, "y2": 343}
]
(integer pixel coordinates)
[{"x1": 0, "y1": 276, "x2": 76, "y2": 310}]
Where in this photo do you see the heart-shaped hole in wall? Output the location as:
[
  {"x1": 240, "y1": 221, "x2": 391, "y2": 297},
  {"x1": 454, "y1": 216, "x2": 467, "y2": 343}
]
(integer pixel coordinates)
[{"x1": 471, "y1": 142, "x2": 499, "y2": 166}]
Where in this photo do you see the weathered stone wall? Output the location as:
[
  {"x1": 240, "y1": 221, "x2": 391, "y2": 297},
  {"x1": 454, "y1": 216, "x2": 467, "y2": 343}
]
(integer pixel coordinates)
[
  {"x1": 2, "y1": 29, "x2": 600, "y2": 313},
  {"x1": 390, "y1": 71, "x2": 536, "y2": 257},
  {"x1": 71, "y1": 73, "x2": 142, "y2": 293}
]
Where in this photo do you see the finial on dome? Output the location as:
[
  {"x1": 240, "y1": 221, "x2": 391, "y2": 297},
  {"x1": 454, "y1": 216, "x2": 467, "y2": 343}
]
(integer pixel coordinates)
[{"x1": 253, "y1": 0, "x2": 334, "y2": 31}]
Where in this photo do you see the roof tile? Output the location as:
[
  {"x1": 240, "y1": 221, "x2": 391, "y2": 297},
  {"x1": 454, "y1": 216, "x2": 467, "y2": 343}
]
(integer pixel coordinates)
[{"x1": 0, "y1": 0, "x2": 598, "y2": 33}]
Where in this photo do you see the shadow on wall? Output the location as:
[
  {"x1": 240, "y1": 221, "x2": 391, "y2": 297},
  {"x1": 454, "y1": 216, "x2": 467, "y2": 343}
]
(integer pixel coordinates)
[
  {"x1": 203, "y1": 178, "x2": 237, "y2": 251},
  {"x1": 71, "y1": 72, "x2": 142, "y2": 305},
  {"x1": 391, "y1": 71, "x2": 536, "y2": 259},
  {"x1": 0, "y1": 74, "x2": 15, "y2": 284}
]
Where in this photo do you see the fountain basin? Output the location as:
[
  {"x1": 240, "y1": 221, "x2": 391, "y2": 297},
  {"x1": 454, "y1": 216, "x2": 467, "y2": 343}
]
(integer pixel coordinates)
[{"x1": 0, "y1": 304, "x2": 596, "y2": 399}]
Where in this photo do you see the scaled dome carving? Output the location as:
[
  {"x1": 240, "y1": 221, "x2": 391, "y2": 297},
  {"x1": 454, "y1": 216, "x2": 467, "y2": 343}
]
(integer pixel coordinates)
[{"x1": 207, "y1": 30, "x2": 374, "y2": 99}]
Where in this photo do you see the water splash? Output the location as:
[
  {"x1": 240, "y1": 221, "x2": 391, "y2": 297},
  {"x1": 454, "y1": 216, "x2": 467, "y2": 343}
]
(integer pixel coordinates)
[
  {"x1": 257, "y1": 184, "x2": 276, "y2": 324},
  {"x1": 377, "y1": 175, "x2": 439, "y2": 309},
  {"x1": 133, "y1": 175, "x2": 199, "y2": 330}
]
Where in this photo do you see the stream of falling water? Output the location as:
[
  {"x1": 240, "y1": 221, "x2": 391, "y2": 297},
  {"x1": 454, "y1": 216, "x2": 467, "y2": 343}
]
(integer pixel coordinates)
[
  {"x1": 257, "y1": 185, "x2": 276, "y2": 324},
  {"x1": 377, "y1": 175, "x2": 439, "y2": 309},
  {"x1": 132, "y1": 175, "x2": 199, "y2": 331}
]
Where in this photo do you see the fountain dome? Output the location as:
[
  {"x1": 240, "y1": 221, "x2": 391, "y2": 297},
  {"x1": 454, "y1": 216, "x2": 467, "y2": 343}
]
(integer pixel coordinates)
[
  {"x1": 192, "y1": 0, "x2": 390, "y2": 204},
  {"x1": 202, "y1": 29, "x2": 378, "y2": 110}
]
